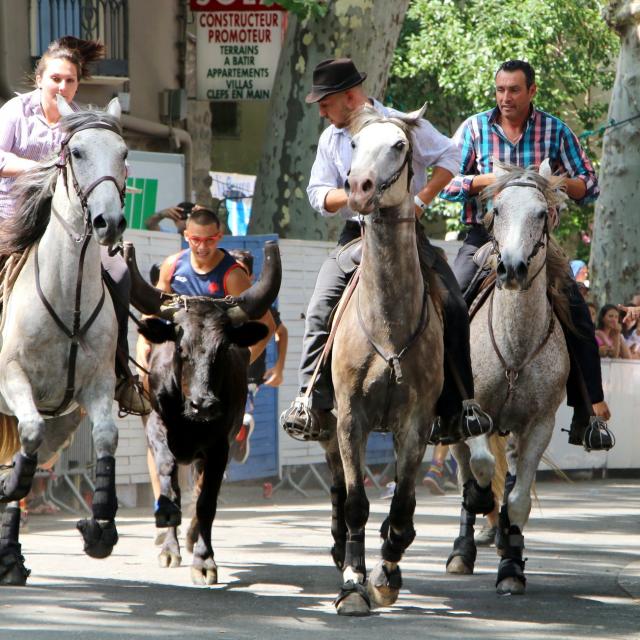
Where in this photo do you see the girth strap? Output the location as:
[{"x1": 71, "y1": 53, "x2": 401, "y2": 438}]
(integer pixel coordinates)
[{"x1": 34, "y1": 236, "x2": 106, "y2": 416}]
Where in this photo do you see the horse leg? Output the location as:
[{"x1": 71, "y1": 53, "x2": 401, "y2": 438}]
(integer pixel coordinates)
[
  {"x1": 321, "y1": 433, "x2": 346, "y2": 572},
  {"x1": 0, "y1": 502, "x2": 30, "y2": 586},
  {"x1": 369, "y1": 426, "x2": 425, "y2": 608},
  {"x1": 334, "y1": 412, "x2": 370, "y2": 616},
  {"x1": 76, "y1": 391, "x2": 120, "y2": 559},
  {"x1": 446, "y1": 439, "x2": 493, "y2": 574},
  {"x1": 191, "y1": 444, "x2": 227, "y2": 586},
  {"x1": 496, "y1": 424, "x2": 553, "y2": 595},
  {"x1": 0, "y1": 364, "x2": 43, "y2": 503}
]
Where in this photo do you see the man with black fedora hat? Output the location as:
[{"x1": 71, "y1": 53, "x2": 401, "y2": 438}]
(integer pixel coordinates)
[{"x1": 280, "y1": 57, "x2": 492, "y2": 445}]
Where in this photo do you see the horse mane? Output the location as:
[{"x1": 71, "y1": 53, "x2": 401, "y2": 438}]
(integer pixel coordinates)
[
  {"x1": 481, "y1": 163, "x2": 576, "y2": 333},
  {"x1": 0, "y1": 109, "x2": 122, "y2": 256},
  {"x1": 347, "y1": 104, "x2": 419, "y2": 140}
]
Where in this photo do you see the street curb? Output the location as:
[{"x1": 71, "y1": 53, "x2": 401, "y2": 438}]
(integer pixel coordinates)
[{"x1": 618, "y1": 560, "x2": 640, "y2": 600}]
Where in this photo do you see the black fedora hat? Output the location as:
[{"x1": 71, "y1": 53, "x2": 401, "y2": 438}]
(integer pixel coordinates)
[{"x1": 305, "y1": 58, "x2": 367, "y2": 104}]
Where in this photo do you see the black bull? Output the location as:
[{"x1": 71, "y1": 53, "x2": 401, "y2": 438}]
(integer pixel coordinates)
[{"x1": 124, "y1": 242, "x2": 281, "y2": 584}]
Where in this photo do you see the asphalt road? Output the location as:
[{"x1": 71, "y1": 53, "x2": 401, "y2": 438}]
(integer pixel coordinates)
[{"x1": 0, "y1": 478, "x2": 638, "y2": 640}]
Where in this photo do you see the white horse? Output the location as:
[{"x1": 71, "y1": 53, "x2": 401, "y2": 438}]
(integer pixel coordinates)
[
  {"x1": 0, "y1": 96, "x2": 126, "y2": 585},
  {"x1": 446, "y1": 162, "x2": 571, "y2": 595}
]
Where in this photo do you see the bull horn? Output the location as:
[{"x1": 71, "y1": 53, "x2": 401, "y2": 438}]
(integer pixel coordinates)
[
  {"x1": 123, "y1": 241, "x2": 172, "y2": 315},
  {"x1": 227, "y1": 241, "x2": 282, "y2": 326}
]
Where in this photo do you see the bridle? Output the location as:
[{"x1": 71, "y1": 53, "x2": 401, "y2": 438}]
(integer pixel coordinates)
[
  {"x1": 55, "y1": 121, "x2": 127, "y2": 243},
  {"x1": 38, "y1": 121, "x2": 126, "y2": 416},
  {"x1": 488, "y1": 180, "x2": 550, "y2": 291}
]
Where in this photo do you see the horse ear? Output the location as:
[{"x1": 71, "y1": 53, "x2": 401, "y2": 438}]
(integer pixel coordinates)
[
  {"x1": 106, "y1": 97, "x2": 122, "y2": 120},
  {"x1": 406, "y1": 102, "x2": 428, "y2": 121},
  {"x1": 539, "y1": 158, "x2": 553, "y2": 179},
  {"x1": 56, "y1": 94, "x2": 74, "y2": 118}
]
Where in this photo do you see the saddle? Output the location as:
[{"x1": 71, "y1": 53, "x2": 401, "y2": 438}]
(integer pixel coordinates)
[{"x1": 336, "y1": 238, "x2": 362, "y2": 275}]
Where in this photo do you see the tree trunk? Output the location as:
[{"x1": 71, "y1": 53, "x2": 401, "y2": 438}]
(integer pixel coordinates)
[
  {"x1": 590, "y1": 0, "x2": 640, "y2": 305},
  {"x1": 248, "y1": 0, "x2": 410, "y2": 240}
]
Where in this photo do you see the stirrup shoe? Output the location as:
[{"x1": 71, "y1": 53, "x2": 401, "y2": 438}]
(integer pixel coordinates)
[
  {"x1": 115, "y1": 376, "x2": 152, "y2": 417},
  {"x1": 427, "y1": 399, "x2": 493, "y2": 445},
  {"x1": 567, "y1": 411, "x2": 615, "y2": 451},
  {"x1": 279, "y1": 396, "x2": 333, "y2": 441}
]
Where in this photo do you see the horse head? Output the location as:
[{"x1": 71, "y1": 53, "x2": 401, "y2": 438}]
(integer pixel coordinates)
[
  {"x1": 56, "y1": 96, "x2": 128, "y2": 245},
  {"x1": 345, "y1": 104, "x2": 426, "y2": 214},
  {"x1": 485, "y1": 160, "x2": 566, "y2": 291}
]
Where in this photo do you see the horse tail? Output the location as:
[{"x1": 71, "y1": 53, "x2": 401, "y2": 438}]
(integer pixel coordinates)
[{"x1": 0, "y1": 413, "x2": 20, "y2": 464}]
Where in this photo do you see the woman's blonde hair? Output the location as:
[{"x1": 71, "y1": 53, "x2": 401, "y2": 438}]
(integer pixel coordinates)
[{"x1": 35, "y1": 36, "x2": 104, "y2": 81}]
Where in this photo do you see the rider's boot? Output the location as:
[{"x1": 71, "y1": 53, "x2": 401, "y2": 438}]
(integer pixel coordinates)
[
  {"x1": 566, "y1": 406, "x2": 615, "y2": 451},
  {"x1": 428, "y1": 399, "x2": 493, "y2": 445}
]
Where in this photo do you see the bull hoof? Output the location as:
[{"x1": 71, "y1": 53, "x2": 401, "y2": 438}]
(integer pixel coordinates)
[
  {"x1": 496, "y1": 577, "x2": 526, "y2": 595},
  {"x1": 154, "y1": 496, "x2": 181, "y2": 528},
  {"x1": 367, "y1": 561, "x2": 401, "y2": 607},
  {"x1": 191, "y1": 557, "x2": 218, "y2": 585},
  {"x1": 0, "y1": 546, "x2": 30, "y2": 586},
  {"x1": 158, "y1": 551, "x2": 182, "y2": 568},
  {"x1": 335, "y1": 581, "x2": 371, "y2": 616},
  {"x1": 76, "y1": 518, "x2": 118, "y2": 559},
  {"x1": 446, "y1": 555, "x2": 474, "y2": 575}
]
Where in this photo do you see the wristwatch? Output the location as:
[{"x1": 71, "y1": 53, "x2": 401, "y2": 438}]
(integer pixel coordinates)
[{"x1": 414, "y1": 194, "x2": 428, "y2": 213}]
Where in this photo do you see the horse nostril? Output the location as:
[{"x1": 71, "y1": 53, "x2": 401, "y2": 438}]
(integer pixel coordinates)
[
  {"x1": 93, "y1": 214, "x2": 107, "y2": 230},
  {"x1": 362, "y1": 179, "x2": 373, "y2": 193},
  {"x1": 496, "y1": 260, "x2": 507, "y2": 279},
  {"x1": 117, "y1": 218, "x2": 127, "y2": 234},
  {"x1": 515, "y1": 262, "x2": 528, "y2": 281}
]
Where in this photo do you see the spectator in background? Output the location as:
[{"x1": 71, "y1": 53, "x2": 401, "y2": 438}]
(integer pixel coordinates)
[
  {"x1": 596, "y1": 304, "x2": 631, "y2": 359},
  {"x1": 229, "y1": 248, "x2": 289, "y2": 464},
  {"x1": 145, "y1": 201, "x2": 194, "y2": 235}
]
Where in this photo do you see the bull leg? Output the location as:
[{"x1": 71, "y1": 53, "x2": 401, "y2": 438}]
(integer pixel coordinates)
[
  {"x1": 0, "y1": 364, "x2": 44, "y2": 502},
  {"x1": 76, "y1": 389, "x2": 119, "y2": 559},
  {"x1": 334, "y1": 410, "x2": 370, "y2": 616},
  {"x1": 191, "y1": 443, "x2": 227, "y2": 586},
  {"x1": 496, "y1": 422, "x2": 553, "y2": 595},
  {"x1": 320, "y1": 433, "x2": 346, "y2": 571},
  {"x1": 369, "y1": 423, "x2": 425, "y2": 608},
  {"x1": 145, "y1": 412, "x2": 181, "y2": 528},
  {"x1": 0, "y1": 502, "x2": 30, "y2": 586}
]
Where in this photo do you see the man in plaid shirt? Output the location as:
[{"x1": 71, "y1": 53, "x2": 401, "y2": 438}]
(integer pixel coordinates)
[{"x1": 441, "y1": 59, "x2": 612, "y2": 450}]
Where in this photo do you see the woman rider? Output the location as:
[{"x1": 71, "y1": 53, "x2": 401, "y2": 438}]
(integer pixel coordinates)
[{"x1": 0, "y1": 35, "x2": 149, "y2": 415}]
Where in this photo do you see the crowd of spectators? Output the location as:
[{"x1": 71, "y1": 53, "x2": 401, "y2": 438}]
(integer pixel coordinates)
[{"x1": 572, "y1": 260, "x2": 640, "y2": 360}]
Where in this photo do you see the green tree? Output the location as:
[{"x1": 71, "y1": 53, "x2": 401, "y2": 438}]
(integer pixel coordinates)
[{"x1": 389, "y1": 0, "x2": 619, "y2": 248}]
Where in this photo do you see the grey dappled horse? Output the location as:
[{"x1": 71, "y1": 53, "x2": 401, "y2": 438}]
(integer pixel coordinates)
[
  {"x1": 447, "y1": 162, "x2": 571, "y2": 594},
  {"x1": 0, "y1": 96, "x2": 127, "y2": 584},
  {"x1": 322, "y1": 106, "x2": 444, "y2": 616}
]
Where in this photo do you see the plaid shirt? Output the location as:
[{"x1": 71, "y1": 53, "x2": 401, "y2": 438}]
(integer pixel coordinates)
[{"x1": 441, "y1": 106, "x2": 599, "y2": 224}]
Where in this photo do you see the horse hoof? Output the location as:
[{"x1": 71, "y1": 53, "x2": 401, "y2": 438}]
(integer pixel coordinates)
[
  {"x1": 154, "y1": 496, "x2": 181, "y2": 528},
  {"x1": 496, "y1": 577, "x2": 526, "y2": 595},
  {"x1": 158, "y1": 551, "x2": 182, "y2": 568},
  {"x1": 335, "y1": 580, "x2": 371, "y2": 616},
  {"x1": 76, "y1": 518, "x2": 118, "y2": 559},
  {"x1": 336, "y1": 592, "x2": 371, "y2": 616},
  {"x1": 367, "y1": 562, "x2": 401, "y2": 607},
  {"x1": 0, "y1": 546, "x2": 30, "y2": 586},
  {"x1": 446, "y1": 556, "x2": 474, "y2": 575}
]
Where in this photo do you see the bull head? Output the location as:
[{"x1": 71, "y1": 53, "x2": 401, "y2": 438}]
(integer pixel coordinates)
[{"x1": 125, "y1": 241, "x2": 281, "y2": 422}]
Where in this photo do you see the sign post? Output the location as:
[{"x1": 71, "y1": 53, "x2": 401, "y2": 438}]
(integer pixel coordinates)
[{"x1": 191, "y1": 0, "x2": 287, "y2": 101}]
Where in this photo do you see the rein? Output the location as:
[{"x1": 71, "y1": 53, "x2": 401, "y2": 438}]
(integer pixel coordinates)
[{"x1": 36, "y1": 121, "x2": 125, "y2": 416}]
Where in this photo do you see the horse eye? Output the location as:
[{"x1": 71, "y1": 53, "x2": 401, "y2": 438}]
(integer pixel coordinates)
[
  {"x1": 71, "y1": 148, "x2": 82, "y2": 159},
  {"x1": 351, "y1": 140, "x2": 356, "y2": 149},
  {"x1": 536, "y1": 209, "x2": 546, "y2": 220},
  {"x1": 394, "y1": 140, "x2": 405, "y2": 150}
]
